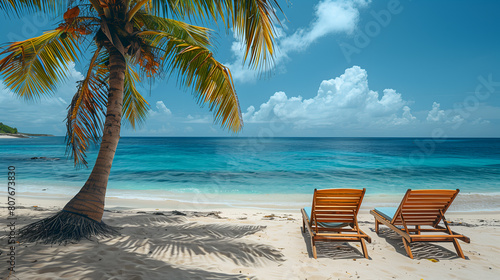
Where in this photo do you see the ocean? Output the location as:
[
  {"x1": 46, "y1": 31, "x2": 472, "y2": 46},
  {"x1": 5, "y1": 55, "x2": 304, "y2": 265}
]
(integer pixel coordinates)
[
  {"x1": 0, "y1": 137, "x2": 500, "y2": 194},
  {"x1": 1, "y1": 137, "x2": 499, "y2": 209}
]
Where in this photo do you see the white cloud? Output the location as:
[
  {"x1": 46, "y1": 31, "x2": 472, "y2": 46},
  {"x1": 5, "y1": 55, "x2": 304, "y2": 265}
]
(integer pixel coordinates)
[
  {"x1": 227, "y1": 0, "x2": 370, "y2": 83},
  {"x1": 471, "y1": 118, "x2": 489, "y2": 125},
  {"x1": 184, "y1": 115, "x2": 211, "y2": 124},
  {"x1": 244, "y1": 66, "x2": 413, "y2": 128},
  {"x1": 146, "y1": 100, "x2": 173, "y2": 121},
  {"x1": 281, "y1": 0, "x2": 369, "y2": 51},
  {"x1": 241, "y1": 66, "x2": 499, "y2": 136},
  {"x1": 426, "y1": 102, "x2": 446, "y2": 122},
  {"x1": 425, "y1": 102, "x2": 467, "y2": 125},
  {"x1": 398, "y1": 106, "x2": 417, "y2": 125},
  {"x1": 155, "y1": 101, "x2": 172, "y2": 116}
]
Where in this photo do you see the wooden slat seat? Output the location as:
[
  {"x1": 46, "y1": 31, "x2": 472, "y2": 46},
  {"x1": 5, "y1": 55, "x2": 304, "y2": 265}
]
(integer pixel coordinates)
[
  {"x1": 370, "y1": 189, "x2": 470, "y2": 259},
  {"x1": 302, "y1": 188, "x2": 371, "y2": 259}
]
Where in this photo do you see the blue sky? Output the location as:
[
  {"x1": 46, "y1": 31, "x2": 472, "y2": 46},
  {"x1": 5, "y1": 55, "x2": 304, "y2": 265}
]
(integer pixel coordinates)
[{"x1": 0, "y1": 0, "x2": 499, "y2": 137}]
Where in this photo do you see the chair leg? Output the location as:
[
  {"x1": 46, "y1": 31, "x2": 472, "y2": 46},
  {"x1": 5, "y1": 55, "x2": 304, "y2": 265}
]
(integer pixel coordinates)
[
  {"x1": 415, "y1": 225, "x2": 420, "y2": 235},
  {"x1": 402, "y1": 238, "x2": 414, "y2": 259},
  {"x1": 374, "y1": 220, "x2": 379, "y2": 234},
  {"x1": 360, "y1": 238, "x2": 369, "y2": 259},
  {"x1": 452, "y1": 239, "x2": 465, "y2": 259},
  {"x1": 311, "y1": 237, "x2": 317, "y2": 259},
  {"x1": 302, "y1": 219, "x2": 305, "y2": 233}
]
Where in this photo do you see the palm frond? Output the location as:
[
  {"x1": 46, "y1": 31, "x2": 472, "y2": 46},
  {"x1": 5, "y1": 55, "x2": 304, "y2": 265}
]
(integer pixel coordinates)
[
  {"x1": 136, "y1": 0, "x2": 281, "y2": 69},
  {"x1": 0, "y1": 0, "x2": 64, "y2": 15},
  {"x1": 123, "y1": 62, "x2": 149, "y2": 129},
  {"x1": 140, "y1": 30, "x2": 242, "y2": 132},
  {"x1": 103, "y1": 214, "x2": 284, "y2": 266},
  {"x1": 31, "y1": 0, "x2": 65, "y2": 13},
  {"x1": 132, "y1": 12, "x2": 211, "y2": 47},
  {"x1": 131, "y1": 0, "x2": 222, "y2": 20},
  {"x1": 230, "y1": 0, "x2": 281, "y2": 69},
  {"x1": 66, "y1": 47, "x2": 108, "y2": 167},
  {"x1": 88, "y1": 0, "x2": 104, "y2": 16},
  {"x1": 0, "y1": 0, "x2": 15, "y2": 11},
  {"x1": 0, "y1": 29, "x2": 81, "y2": 100}
]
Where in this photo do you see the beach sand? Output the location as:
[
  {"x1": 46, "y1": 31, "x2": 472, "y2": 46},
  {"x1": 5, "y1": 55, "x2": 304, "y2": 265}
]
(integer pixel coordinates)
[
  {"x1": 0, "y1": 135, "x2": 19, "y2": 139},
  {"x1": 1, "y1": 196, "x2": 499, "y2": 280}
]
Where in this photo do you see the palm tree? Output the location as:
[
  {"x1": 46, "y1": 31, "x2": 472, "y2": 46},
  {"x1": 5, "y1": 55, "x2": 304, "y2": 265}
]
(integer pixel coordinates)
[{"x1": 0, "y1": 0, "x2": 281, "y2": 244}]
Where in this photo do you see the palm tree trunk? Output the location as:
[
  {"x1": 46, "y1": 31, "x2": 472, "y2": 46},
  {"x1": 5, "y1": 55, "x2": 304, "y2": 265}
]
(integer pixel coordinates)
[
  {"x1": 63, "y1": 47, "x2": 126, "y2": 222},
  {"x1": 19, "y1": 47, "x2": 126, "y2": 243}
]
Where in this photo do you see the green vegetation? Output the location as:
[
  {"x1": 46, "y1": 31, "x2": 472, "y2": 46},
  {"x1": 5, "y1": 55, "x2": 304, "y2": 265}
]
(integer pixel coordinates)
[{"x1": 0, "y1": 122, "x2": 17, "y2": 134}]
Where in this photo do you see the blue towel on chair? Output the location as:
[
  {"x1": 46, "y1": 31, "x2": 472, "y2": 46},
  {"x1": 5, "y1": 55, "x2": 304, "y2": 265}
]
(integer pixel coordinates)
[
  {"x1": 303, "y1": 207, "x2": 348, "y2": 228},
  {"x1": 374, "y1": 207, "x2": 398, "y2": 221}
]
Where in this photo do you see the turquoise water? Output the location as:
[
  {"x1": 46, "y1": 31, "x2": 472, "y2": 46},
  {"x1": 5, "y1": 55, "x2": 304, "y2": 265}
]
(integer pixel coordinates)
[{"x1": 1, "y1": 137, "x2": 499, "y2": 197}]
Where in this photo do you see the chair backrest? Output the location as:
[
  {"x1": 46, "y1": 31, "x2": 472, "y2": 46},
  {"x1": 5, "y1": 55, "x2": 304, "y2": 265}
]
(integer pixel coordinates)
[
  {"x1": 392, "y1": 189, "x2": 459, "y2": 227},
  {"x1": 311, "y1": 188, "x2": 366, "y2": 225}
]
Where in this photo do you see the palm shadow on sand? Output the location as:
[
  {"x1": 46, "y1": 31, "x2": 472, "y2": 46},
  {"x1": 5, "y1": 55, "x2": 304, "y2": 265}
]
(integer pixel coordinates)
[{"x1": 3, "y1": 211, "x2": 285, "y2": 280}]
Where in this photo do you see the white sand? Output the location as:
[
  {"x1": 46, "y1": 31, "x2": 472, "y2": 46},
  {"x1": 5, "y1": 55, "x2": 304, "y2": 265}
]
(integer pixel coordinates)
[
  {"x1": 0, "y1": 134, "x2": 19, "y2": 139},
  {"x1": 1, "y1": 196, "x2": 499, "y2": 280}
]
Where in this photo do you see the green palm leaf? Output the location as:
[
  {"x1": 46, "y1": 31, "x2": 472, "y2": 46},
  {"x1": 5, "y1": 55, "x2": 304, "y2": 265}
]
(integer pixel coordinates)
[
  {"x1": 66, "y1": 46, "x2": 108, "y2": 167},
  {"x1": 226, "y1": 0, "x2": 281, "y2": 69},
  {"x1": 123, "y1": 62, "x2": 150, "y2": 129},
  {"x1": 132, "y1": 12, "x2": 211, "y2": 47},
  {"x1": 140, "y1": 30, "x2": 242, "y2": 132},
  {"x1": 130, "y1": 0, "x2": 280, "y2": 69},
  {"x1": 0, "y1": 29, "x2": 81, "y2": 100},
  {"x1": 0, "y1": 0, "x2": 64, "y2": 14}
]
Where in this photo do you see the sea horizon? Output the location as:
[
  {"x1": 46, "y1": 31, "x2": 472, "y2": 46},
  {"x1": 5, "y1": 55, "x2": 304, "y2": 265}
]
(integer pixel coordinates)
[
  {"x1": 21, "y1": 135, "x2": 500, "y2": 139},
  {"x1": 2, "y1": 136, "x2": 499, "y2": 211}
]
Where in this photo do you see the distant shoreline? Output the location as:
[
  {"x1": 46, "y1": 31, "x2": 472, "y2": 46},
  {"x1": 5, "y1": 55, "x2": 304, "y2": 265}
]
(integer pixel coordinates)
[{"x1": 0, "y1": 133, "x2": 54, "y2": 138}]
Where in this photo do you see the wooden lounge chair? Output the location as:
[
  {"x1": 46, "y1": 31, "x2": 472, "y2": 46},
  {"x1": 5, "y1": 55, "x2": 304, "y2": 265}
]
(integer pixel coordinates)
[
  {"x1": 301, "y1": 188, "x2": 371, "y2": 259},
  {"x1": 370, "y1": 189, "x2": 470, "y2": 259}
]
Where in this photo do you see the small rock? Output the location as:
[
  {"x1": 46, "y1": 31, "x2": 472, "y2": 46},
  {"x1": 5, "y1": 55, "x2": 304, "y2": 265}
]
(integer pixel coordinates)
[{"x1": 262, "y1": 214, "x2": 276, "y2": 220}]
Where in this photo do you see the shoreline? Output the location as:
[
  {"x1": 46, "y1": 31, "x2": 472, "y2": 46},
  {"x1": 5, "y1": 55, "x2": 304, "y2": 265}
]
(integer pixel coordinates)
[
  {"x1": 0, "y1": 133, "x2": 54, "y2": 138},
  {"x1": 8, "y1": 187, "x2": 500, "y2": 213},
  {"x1": 8, "y1": 195, "x2": 500, "y2": 219},
  {"x1": 0, "y1": 134, "x2": 22, "y2": 139}
]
